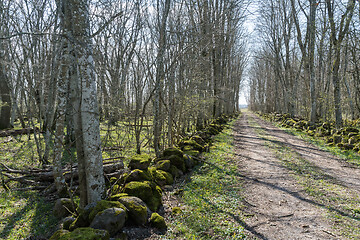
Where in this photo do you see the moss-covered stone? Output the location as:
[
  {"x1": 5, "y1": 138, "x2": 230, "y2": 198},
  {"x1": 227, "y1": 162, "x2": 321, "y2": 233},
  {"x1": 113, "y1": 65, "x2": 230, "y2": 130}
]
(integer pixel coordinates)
[
  {"x1": 62, "y1": 216, "x2": 76, "y2": 231},
  {"x1": 90, "y1": 208, "x2": 126, "y2": 236},
  {"x1": 155, "y1": 160, "x2": 171, "y2": 171},
  {"x1": 354, "y1": 143, "x2": 360, "y2": 152},
  {"x1": 147, "y1": 184, "x2": 162, "y2": 212},
  {"x1": 179, "y1": 139, "x2": 204, "y2": 152},
  {"x1": 109, "y1": 193, "x2": 129, "y2": 201},
  {"x1": 123, "y1": 181, "x2": 161, "y2": 211},
  {"x1": 49, "y1": 229, "x2": 69, "y2": 240},
  {"x1": 53, "y1": 198, "x2": 76, "y2": 219},
  {"x1": 171, "y1": 207, "x2": 182, "y2": 215},
  {"x1": 190, "y1": 135, "x2": 206, "y2": 145},
  {"x1": 183, "y1": 149, "x2": 200, "y2": 157},
  {"x1": 206, "y1": 126, "x2": 219, "y2": 135},
  {"x1": 125, "y1": 169, "x2": 152, "y2": 183},
  {"x1": 59, "y1": 227, "x2": 110, "y2": 240},
  {"x1": 149, "y1": 213, "x2": 167, "y2": 230},
  {"x1": 163, "y1": 148, "x2": 183, "y2": 158},
  {"x1": 148, "y1": 167, "x2": 167, "y2": 186},
  {"x1": 157, "y1": 170, "x2": 173, "y2": 185},
  {"x1": 168, "y1": 155, "x2": 186, "y2": 172},
  {"x1": 123, "y1": 181, "x2": 153, "y2": 202},
  {"x1": 349, "y1": 135, "x2": 360, "y2": 145},
  {"x1": 111, "y1": 184, "x2": 121, "y2": 195},
  {"x1": 109, "y1": 177, "x2": 118, "y2": 184},
  {"x1": 169, "y1": 165, "x2": 183, "y2": 178},
  {"x1": 89, "y1": 200, "x2": 126, "y2": 222},
  {"x1": 183, "y1": 155, "x2": 195, "y2": 169},
  {"x1": 69, "y1": 211, "x2": 91, "y2": 231},
  {"x1": 128, "y1": 154, "x2": 152, "y2": 170},
  {"x1": 333, "y1": 134, "x2": 342, "y2": 144},
  {"x1": 118, "y1": 196, "x2": 148, "y2": 225},
  {"x1": 307, "y1": 130, "x2": 315, "y2": 136}
]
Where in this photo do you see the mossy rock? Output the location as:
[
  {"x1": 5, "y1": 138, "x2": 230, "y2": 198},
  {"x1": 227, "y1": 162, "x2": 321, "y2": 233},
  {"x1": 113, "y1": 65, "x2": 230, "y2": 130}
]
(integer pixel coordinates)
[
  {"x1": 171, "y1": 207, "x2": 182, "y2": 215},
  {"x1": 111, "y1": 184, "x2": 121, "y2": 195},
  {"x1": 344, "y1": 127, "x2": 359, "y2": 134},
  {"x1": 205, "y1": 126, "x2": 219, "y2": 135},
  {"x1": 149, "y1": 184, "x2": 163, "y2": 212},
  {"x1": 322, "y1": 122, "x2": 331, "y2": 130},
  {"x1": 148, "y1": 167, "x2": 167, "y2": 186},
  {"x1": 109, "y1": 177, "x2": 118, "y2": 184},
  {"x1": 342, "y1": 136, "x2": 349, "y2": 144},
  {"x1": 168, "y1": 155, "x2": 186, "y2": 172},
  {"x1": 123, "y1": 181, "x2": 153, "y2": 202},
  {"x1": 118, "y1": 196, "x2": 148, "y2": 225},
  {"x1": 179, "y1": 139, "x2": 204, "y2": 152},
  {"x1": 183, "y1": 155, "x2": 195, "y2": 169},
  {"x1": 183, "y1": 149, "x2": 200, "y2": 157},
  {"x1": 190, "y1": 135, "x2": 206, "y2": 145},
  {"x1": 89, "y1": 208, "x2": 126, "y2": 236},
  {"x1": 325, "y1": 136, "x2": 333, "y2": 144},
  {"x1": 69, "y1": 205, "x2": 94, "y2": 231},
  {"x1": 209, "y1": 123, "x2": 223, "y2": 131},
  {"x1": 163, "y1": 148, "x2": 183, "y2": 158},
  {"x1": 62, "y1": 216, "x2": 76, "y2": 231},
  {"x1": 349, "y1": 135, "x2": 360, "y2": 145},
  {"x1": 157, "y1": 170, "x2": 174, "y2": 185},
  {"x1": 333, "y1": 135, "x2": 342, "y2": 144},
  {"x1": 128, "y1": 154, "x2": 152, "y2": 170},
  {"x1": 123, "y1": 181, "x2": 161, "y2": 211},
  {"x1": 343, "y1": 143, "x2": 354, "y2": 150},
  {"x1": 49, "y1": 229, "x2": 69, "y2": 240},
  {"x1": 109, "y1": 193, "x2": 128, "y2": 201},
  {"x1": 169, "y1": 165, "x2": 183, "y2": 178},
  {"x1": 155, "y1": 160, "x2": 171, "y2": 171},
  {"x1": 337, "y1": 143, "x2": 345, "y2": 149},
  {"x1": 125, "y1": 169, "x2": 152, "y2": 183},
  {"x1": 89, "y1": 200, "x2": 126, "y2": 222},
  {"x1": 354, "y1": 143, "x2": 360, "y2": 152},
  {"x1": 149, "y1": 213, "x2": 167, "y2": 230},
  {"x1": 53, "y1": 198, "x2": 76, "y2": 219},
  {"x1": 59, "y1": 227, "x2": 110, "y2": 240},
  {"x1": 307, "y1": 130, "x2": 315, "y2": 136}
]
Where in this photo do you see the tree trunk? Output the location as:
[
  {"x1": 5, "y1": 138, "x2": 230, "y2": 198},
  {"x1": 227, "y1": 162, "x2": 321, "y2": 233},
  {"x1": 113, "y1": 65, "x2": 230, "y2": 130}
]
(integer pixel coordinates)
[
  {"x1": 309, "y1": 0, "x2": 317, "y2": 123},
  {"x1": 154, "y1": 0, "x2": 171, "y2": 157},
  {"x1": 0, "y1": 66, "x2": 11, "y2": 130},
  {"x1": 61, "y1": 0, "x2": 105, "y2": 207}
]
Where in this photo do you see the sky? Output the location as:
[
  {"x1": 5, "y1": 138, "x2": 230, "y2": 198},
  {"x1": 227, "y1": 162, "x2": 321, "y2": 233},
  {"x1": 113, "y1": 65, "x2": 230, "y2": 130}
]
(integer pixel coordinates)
[{"x1": 238, "y1": 1, "x2": 258, "y2": 106}]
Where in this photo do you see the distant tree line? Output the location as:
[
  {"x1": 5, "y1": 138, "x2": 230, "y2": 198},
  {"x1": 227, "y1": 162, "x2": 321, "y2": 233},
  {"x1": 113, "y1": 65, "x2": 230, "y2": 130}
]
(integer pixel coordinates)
[{"x1": 249, "y1": 0, "x2": 360, "y2": 127}]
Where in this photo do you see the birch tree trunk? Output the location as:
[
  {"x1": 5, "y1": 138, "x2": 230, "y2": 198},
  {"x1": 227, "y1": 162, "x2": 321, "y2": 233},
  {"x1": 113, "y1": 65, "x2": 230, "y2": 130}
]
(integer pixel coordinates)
[{"x1": 60, "y1": 0, "x2": 105, "y2": 206}]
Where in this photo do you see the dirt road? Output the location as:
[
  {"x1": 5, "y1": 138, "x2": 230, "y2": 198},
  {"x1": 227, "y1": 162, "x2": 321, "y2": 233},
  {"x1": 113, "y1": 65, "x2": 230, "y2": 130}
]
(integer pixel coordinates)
[{"x1": 234, "y1": 111, "x2": 360, "y2": 240}]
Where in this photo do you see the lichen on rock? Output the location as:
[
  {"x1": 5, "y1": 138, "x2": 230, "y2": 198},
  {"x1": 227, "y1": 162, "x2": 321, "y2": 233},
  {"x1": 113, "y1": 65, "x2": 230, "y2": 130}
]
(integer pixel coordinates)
[
  {"x1": 149, "y1": 213, "x2": 167, "y2": 230},
  {"x1": 128, "y1": 154, "x2": 152, "y2": 170},
  {"x1": 118, "y1": 196, "x2": 148, "y2": 225}
]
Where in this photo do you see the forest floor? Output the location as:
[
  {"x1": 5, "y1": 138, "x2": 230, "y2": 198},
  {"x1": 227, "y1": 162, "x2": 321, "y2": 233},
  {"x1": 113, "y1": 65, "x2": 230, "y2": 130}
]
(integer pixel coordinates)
[{"x1": 236, "y1": 110, "x2": 360, "y2": 239}]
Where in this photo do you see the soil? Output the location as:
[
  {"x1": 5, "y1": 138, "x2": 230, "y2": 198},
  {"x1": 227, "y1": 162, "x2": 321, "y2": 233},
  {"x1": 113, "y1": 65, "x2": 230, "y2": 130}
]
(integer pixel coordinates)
[{"x1": 235, "y1": 111, "x2": 360, "y2": 240}]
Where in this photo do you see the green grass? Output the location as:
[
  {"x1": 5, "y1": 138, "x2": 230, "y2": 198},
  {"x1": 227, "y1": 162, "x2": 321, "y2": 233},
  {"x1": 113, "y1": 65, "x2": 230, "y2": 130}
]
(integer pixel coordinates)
[
  {"x1": 0, "y1": 191, "x2": 58, "y2": 240},
  {"x1": 165, "y1": 119, "x2": 247, "y2": 239},
  {"x1": 250, "y1": 114, "x2": 360, "y2": 238}
]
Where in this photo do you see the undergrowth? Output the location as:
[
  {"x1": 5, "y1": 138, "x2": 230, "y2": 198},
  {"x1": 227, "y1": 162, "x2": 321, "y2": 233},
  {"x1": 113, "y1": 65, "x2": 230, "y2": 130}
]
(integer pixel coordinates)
[{"x1": 165, "y1": 119, "x2": 248, "y2": 239}]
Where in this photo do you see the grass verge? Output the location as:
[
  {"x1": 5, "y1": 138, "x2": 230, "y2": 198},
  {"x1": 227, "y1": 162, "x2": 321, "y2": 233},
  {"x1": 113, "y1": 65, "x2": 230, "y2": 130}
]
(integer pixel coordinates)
[
  {"x1": 248, "y1": 114, "x2": 360, "y2": 238},
  {"x1": 0, "y1": 190, "x2": 58, "y2": 239},
  {"x1": 165, "y1": 119, "x2": 247, "y2": 239}
]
